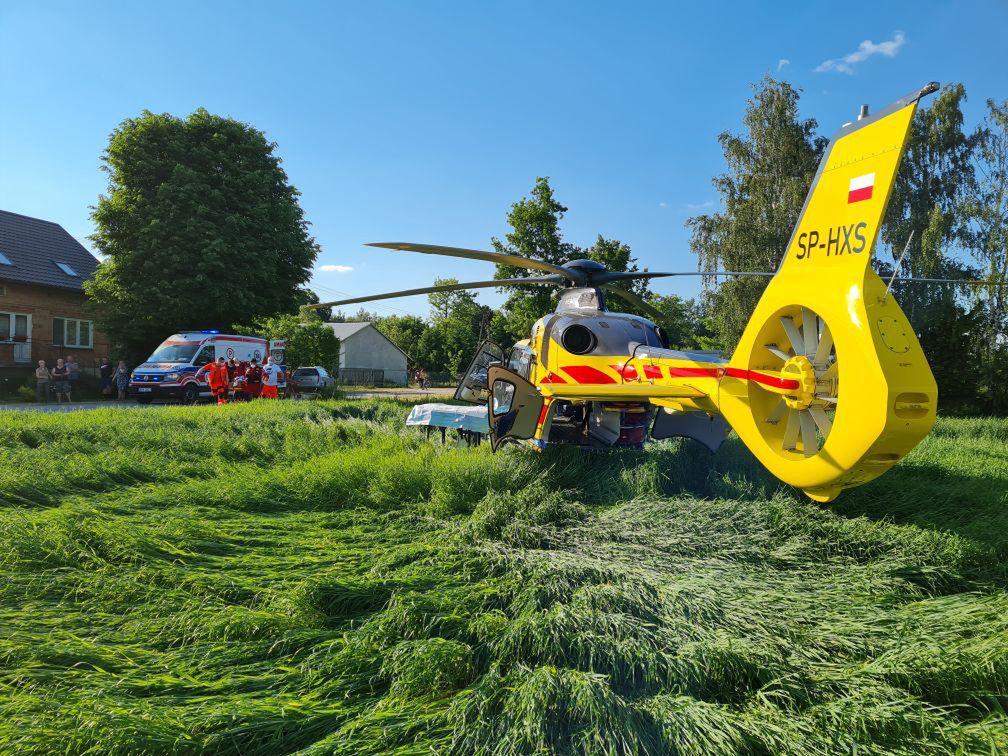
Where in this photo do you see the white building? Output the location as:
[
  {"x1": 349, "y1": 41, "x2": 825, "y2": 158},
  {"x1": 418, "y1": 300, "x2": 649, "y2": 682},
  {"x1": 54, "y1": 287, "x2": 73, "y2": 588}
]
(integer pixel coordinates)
[{"x1": 325, "y1": 322, "x2": 409, "y2": 386}]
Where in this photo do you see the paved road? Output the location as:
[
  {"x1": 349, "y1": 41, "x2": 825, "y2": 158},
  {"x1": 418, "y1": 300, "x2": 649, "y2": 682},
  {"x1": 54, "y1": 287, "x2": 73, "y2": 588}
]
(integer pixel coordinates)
[{"x1": 0, "y1": 388, "x2": 455, "y2": 413}]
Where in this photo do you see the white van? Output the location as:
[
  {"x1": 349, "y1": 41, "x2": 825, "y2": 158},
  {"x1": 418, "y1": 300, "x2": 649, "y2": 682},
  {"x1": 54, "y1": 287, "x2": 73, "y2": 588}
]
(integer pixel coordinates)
[{"x1": 129, "y1": 331, "x2": 286, "y2": 403}]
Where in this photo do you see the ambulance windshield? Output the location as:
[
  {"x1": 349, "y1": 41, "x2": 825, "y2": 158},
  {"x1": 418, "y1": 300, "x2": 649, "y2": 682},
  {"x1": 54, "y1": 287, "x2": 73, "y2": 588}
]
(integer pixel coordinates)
[{"x1": 148, "y1": 342, "x2": 200, "y2": 364}]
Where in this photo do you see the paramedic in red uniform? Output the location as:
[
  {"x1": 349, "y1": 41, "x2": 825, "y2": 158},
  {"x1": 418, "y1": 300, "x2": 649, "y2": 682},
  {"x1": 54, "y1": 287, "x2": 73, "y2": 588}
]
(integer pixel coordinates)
[
  {"x1": 229, "y1": 358, "x2": 248, "y2": 402},
  {"x1": 196, "y1": 356, "x2": 231, "y2": 405},
  {"x1": 244, "y1": 359, "x2": 264, "y2": 399},
  {"x1": 260, "y1": 356, "x2": 284, "y2": 399}
]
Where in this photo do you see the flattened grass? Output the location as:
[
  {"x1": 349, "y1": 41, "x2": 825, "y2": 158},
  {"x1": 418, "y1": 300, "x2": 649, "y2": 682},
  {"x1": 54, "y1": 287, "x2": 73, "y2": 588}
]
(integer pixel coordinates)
[{"x1": 1, "y1": 400, "x2": 1006, "y2": 754}]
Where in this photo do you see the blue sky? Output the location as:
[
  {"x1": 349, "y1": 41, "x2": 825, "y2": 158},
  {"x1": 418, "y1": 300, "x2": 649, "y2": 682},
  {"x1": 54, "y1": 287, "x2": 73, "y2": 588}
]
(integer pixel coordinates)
[{"x1": 2, "y1": 1, "x2": 1006, "y2": 318}]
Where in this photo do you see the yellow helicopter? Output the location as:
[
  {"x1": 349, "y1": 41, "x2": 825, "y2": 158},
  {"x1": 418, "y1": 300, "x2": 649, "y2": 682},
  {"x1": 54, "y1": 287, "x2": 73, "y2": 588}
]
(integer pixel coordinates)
[{"x1": 312, "y1": 83, "x2": 944, "y2": 502}]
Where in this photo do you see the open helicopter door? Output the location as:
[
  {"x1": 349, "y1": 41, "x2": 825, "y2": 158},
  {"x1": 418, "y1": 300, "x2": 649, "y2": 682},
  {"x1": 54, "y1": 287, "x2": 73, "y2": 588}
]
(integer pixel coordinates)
[
  {"x1": 455, "y1": 341, "x2": 505, "y2": 404},
  {"x1": 487, "y1": 365, "x2": 543, "y2": 452}
]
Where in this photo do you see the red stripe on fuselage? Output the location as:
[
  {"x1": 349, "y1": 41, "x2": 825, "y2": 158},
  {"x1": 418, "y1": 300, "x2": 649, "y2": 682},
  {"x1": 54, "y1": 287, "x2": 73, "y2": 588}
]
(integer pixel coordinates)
[
  {"x1": 610, "y1": 364, "x2": 638, "y2": 380},
  {"x1": 552, "y1": 363, "x2": 799, "y2": 390},
  {"x1": 667, "y1": 366, "x2": 721, "y2": 379},
  {"x1": 562, "y1": 365, "x2": 617, "y2": 384},
  {"x1": 723, "y1": 367, "x2": 800, "y2": 390}
]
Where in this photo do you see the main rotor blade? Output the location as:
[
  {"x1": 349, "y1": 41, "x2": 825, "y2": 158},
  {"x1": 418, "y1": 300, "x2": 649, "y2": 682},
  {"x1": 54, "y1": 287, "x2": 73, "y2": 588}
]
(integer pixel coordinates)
[
  {"x1": 305, "y1": 276, "x2": 565, "y2": 309},
  {"x1": 891, "y1": 277, "x2": 1008, "y2": 286},
  {"x1": 599, "y1": 285, "x2": 670, "y2": 323},
  {"x1": 366, "y1": 242, "x2": 582, "y2": 283},
  {"x1": 594, "y1": 270, "x2": 776, "y2": 285}
]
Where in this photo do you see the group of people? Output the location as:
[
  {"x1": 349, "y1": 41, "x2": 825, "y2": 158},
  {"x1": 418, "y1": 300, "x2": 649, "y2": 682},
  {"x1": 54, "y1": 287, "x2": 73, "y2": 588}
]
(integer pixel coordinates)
[
  {"x1": 35, "y1": 357, "x2": 130, "y2": 403},
  {"x1": 98, "y1": 357, "x2": 132, "y2": 400},
  {"x1": 196, "y1": 356, "x2": 284, "y2": 405}
]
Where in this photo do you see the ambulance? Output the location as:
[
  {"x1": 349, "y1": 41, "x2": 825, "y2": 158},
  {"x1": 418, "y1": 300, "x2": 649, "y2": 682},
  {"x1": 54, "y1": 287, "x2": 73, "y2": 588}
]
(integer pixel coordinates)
[{"x1": 129, "y1": 331, "x2": 286, "y2": 403}]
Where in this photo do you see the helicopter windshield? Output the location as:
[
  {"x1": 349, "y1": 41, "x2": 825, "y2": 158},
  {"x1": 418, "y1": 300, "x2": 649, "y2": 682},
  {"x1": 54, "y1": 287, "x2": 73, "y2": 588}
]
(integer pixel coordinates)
[{"x1": 455, "y1": 341, "x2": 505, "y2": 404}]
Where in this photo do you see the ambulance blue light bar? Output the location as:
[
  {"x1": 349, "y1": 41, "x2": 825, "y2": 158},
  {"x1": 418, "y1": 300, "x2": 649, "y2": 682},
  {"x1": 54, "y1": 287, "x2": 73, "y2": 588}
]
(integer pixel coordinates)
[{"x1": 200, "y1": 330, "x2": 220, "y2": 334}]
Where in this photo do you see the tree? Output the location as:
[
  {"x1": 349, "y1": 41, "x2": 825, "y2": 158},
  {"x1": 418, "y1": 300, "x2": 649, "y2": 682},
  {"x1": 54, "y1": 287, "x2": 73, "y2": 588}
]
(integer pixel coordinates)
[
  {"x1": 491, "y1": 177, "x2": 578, "y2": 342},
  {"x1": 687, "y1": 76, "x2": 827, "y2": 349},
  {"x1": 964, "y1": 99, "x2": 1008, "y2": 339},
  {"x1": 86, "y1": 108, "x2": 319, "y2": 361},
  {"x1": 881, "y1": 84, "x2": 977, "y2": 329},
  {"x1": 234, "y1": 313, "x2": 340, "y2": 371},
  {"x1": 491, "y1": 178, "x2": 654, "y2": 342},
  {"x1": 297, "y1": 289, "x2": 332, "y2": 322},
  {"x1": 375, "y1": 315, "x2": 431, "y2": 368},
  {"x1": 426, "y1": 282, "x2": 491, "y2": 374},
  {"x1": 330, "y1": 308, "x2": 383, "y2": 323},
  {"x1": 963, "y1": 99, "x2": 1008, "y2": 412}
]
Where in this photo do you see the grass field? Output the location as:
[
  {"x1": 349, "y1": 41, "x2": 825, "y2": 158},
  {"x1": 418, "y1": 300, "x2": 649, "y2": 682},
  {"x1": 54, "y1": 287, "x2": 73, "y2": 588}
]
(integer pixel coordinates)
[{"x1": 1, "y1": 400, "x2": 1006, "y2": 754}]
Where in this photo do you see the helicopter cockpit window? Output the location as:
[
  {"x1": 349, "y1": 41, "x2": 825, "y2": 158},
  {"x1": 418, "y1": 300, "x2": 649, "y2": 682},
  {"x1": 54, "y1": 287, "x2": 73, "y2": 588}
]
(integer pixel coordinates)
[
  {"x1": 507, "y1": 345, "x2": 535, "y2": 380},
  {"x1": 491, "y1": 380, "x2": 515, "y2": 416},
  {"x1": 455, "y1": 341, "x2": 506, "y2": 404}
]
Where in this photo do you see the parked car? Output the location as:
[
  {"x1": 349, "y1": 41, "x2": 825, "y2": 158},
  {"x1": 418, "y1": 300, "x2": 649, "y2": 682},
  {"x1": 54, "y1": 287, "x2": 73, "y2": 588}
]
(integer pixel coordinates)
[{"x1": 290, "y1": 366, "x2": 336, "y2": 398}]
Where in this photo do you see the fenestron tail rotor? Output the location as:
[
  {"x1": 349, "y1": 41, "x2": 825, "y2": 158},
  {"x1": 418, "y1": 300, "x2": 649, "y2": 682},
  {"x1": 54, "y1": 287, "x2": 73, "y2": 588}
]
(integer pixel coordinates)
[{"x1": 758, "y1": 306, "x2": 838, "y2": 458}]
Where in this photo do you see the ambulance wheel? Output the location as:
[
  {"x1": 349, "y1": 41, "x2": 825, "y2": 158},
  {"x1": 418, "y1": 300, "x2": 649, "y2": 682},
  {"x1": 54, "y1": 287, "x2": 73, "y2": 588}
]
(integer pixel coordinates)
[{"x1": 182, "y1": 384, "x2": 199, "y2": 405}]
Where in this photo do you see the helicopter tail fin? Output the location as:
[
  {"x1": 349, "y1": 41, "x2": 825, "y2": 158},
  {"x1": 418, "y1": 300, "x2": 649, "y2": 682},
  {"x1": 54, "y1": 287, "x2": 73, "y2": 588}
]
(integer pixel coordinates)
[{"x1": 717, "y1": 83, "x2": 940, "y2": 502}]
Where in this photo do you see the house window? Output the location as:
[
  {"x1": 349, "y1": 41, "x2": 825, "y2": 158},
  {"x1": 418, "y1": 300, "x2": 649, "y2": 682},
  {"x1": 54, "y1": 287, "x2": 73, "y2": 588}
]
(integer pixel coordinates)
[
  {"x1": 55, "y1": 262, "x2": 78, "y2": 277},
  {"x1": 0, "y1": 312, "x2": 29, "y2": 342},
  {"x1": 0, "y1": 252, "x2": 12, "y2": 266},
  {"x1": 53, "y1": 317, "x2": 93, "y2": 348}
]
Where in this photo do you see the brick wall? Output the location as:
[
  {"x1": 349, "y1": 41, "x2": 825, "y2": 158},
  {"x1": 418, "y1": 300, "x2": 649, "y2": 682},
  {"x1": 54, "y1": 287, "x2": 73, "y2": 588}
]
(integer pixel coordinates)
[{"x1": 0, "y1": 280, "x2": 111, "y2": 370}]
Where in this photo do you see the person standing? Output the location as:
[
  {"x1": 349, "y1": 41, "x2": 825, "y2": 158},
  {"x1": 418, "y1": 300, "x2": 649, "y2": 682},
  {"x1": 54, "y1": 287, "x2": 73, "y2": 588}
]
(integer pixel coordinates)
[
  {"x1": 99, "y1": 357, "x2": 113, "y2": 399},
  {"x1": 114, "y1": 361, "x2": 130, "y2": 401},
  {"x1": 230, "y1": 359, "x2": 248, "y2": 402},
  {"x1": 66, "y1": 356, "x2": 80, "y2": 397},
  {"x1": 51, "y1": 359, "x2": 70, "y2": 403},
  {"x1": 34, "y1": 360, "x2": 50, "y2": 403},
  {"x1": 196, "y1": 356, "x2": 231, "y2": 405},
  {"x1": 244, "y1": 359, "x2": 264, "y2": 400},
  {"x1": 260, "y1": 356, "x2": 284, "y2": 400}
]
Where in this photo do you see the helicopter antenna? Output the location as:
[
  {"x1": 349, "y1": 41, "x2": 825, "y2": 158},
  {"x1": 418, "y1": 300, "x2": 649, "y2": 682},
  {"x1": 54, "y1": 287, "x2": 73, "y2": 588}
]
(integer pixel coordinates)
[{"x1": 883, "y1": 230, "x2": 914, "y2": 303}]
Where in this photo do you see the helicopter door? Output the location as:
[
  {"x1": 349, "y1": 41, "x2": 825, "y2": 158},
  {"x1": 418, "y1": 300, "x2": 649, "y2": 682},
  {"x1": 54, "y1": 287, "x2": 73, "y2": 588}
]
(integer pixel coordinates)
[
  {"x1": 487, "y1": 365, "x2": 544, "y2": 452},
  {"x1": 455, "y1": 340, "x2": 506, "y2": 404}
]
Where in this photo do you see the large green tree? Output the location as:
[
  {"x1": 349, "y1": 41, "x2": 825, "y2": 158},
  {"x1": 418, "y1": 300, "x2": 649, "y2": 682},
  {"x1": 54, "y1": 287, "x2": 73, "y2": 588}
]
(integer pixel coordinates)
[
  {"x1": 491, "y1": 177, "x2": 577, "y2": 343},
  {"x1": 490, "y1": 177, "x2": 657, "y2": 343},
  {"x1": 426, "y1": 279, "x2": 492, "y2": 374},
  {"x1": 687, "y1": 75, "x2": 827, "y2": 349},
  {"x1": 964, "y1": 99, "x2": 1008, "y2": 337},
  {"x1": 87, "y1": 108, "x2": 319, "y2": 360},
  {"x1": 881, "y1": 84, "x2": 977, "y2": 328}
]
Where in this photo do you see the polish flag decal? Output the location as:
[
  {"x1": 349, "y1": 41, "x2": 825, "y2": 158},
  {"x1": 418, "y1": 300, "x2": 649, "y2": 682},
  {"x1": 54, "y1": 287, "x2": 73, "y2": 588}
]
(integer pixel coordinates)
[{"x1": 848, "y1": 173, "x2": 875, "y2": 204}]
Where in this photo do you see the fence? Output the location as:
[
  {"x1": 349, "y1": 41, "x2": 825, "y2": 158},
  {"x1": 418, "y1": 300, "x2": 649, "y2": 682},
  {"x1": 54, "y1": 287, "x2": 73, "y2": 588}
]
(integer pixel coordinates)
[
  {"x1": 336, "y1": 368, "x2": 459, "y2": 388},
  {"x1": 336, "y1": 368, "x2": 385, "y2": 387}
]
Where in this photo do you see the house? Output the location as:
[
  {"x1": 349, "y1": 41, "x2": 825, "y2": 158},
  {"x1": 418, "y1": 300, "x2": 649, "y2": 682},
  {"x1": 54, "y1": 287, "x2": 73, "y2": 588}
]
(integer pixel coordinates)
[
  {"x1": 0, "y1": 209, "x2": 110, "y2": 370},
  {"x1": 325, "y1": 321, "x2": 408, "y2": 385}
]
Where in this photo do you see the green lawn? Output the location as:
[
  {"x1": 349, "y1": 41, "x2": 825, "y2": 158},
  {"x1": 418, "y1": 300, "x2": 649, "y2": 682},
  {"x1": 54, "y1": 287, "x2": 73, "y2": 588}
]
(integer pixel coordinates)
[{"x1": 1, "y1": 401, "x2": 1006, "y2": 754}]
